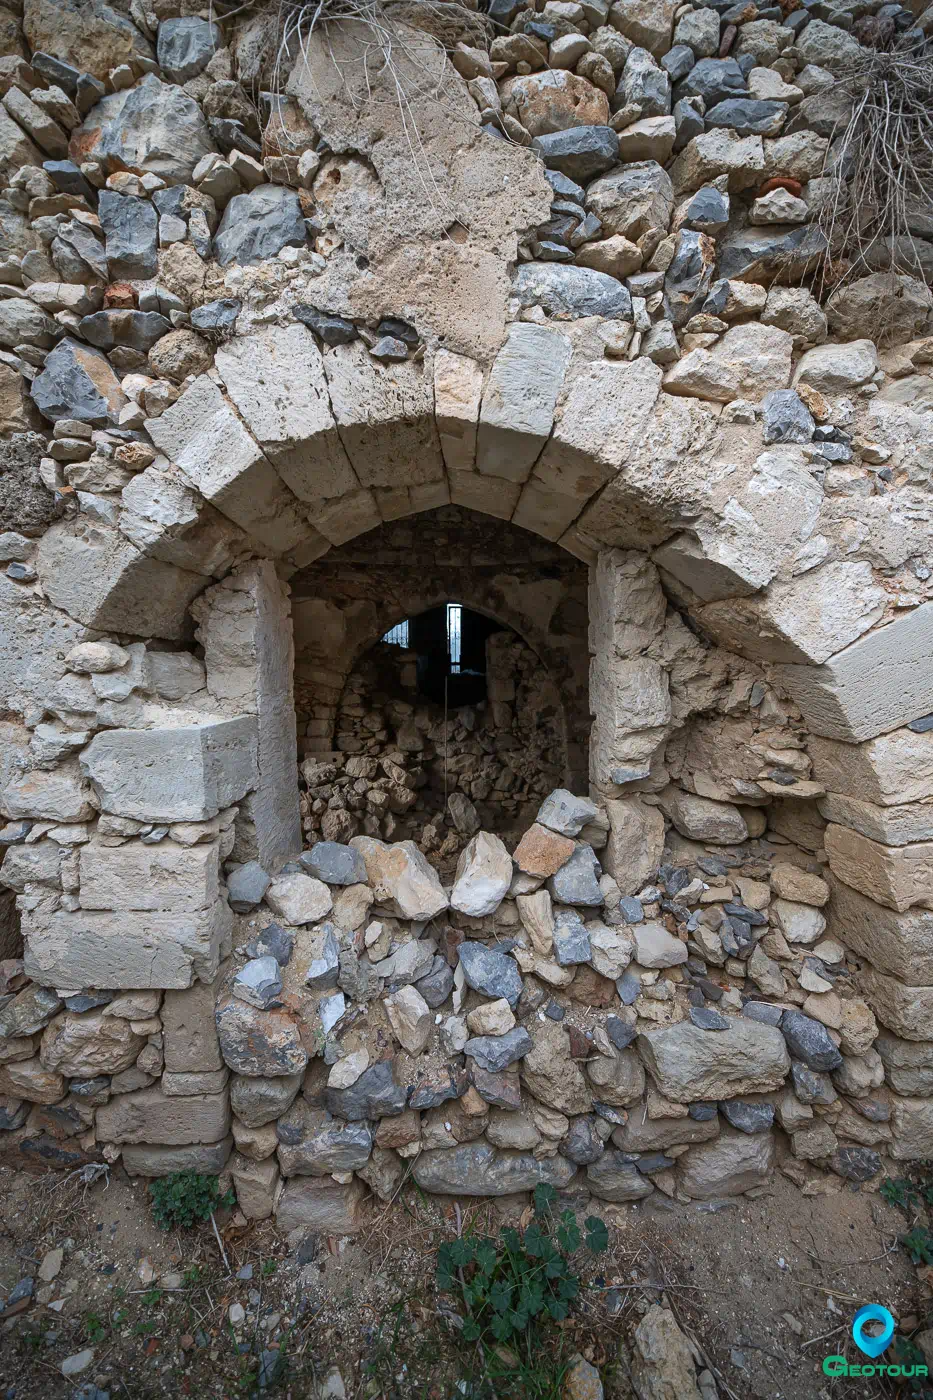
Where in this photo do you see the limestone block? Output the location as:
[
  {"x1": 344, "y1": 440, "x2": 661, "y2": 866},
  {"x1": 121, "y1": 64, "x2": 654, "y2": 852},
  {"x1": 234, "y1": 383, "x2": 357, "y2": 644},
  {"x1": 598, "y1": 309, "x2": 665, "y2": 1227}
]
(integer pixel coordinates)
[
  {"x1": 825, "y1": 824, "x2": 933, "y2": 912},
  {"x1": 676, "y1": 1124, "x2": 774, "y2": 1198},
  {"x1": 590, "y1": 655, "x2": 671, "y2": 781},
  {"x1": 533, "y1": 357, "x2": 662, "y2": 510},
  {"x1": 96, "y1": 1085, "x2": 230, "y2": 1145},
  {"x1": 1, "y1": 762, "x2": 94, "y2": 822},
  {"x1": 121, "y1": 1139, "x2": 232, "y2": 1176},
  {"x1": 36, "y1": 520, "x2": 205, "y2": 643},
  {"x1": 214, "y1": 325, "x2": 357, "y2": 511},
  {"x1": 22, "y1": 901, "x2": 230, "y2": 990},
  {"x1": 323, "y1": 341, "x2": 443, "y2": 491},
  {"x1": 637, "y1": 1020, "x2": 790, "y2": 1101},
  {"x1": 275, "y1": 1175, "x2": 365, "y2": 1234},
  {"x1": 603, "y1": 797, "x2": 665, "y2": 894},
  {"x1": 697, "y1": 561, "x2": 886, "y2": 666},
  {"x1": 658, "y1": 787, "x2": 747, "y2": 844},
  {"x1": 858, "y1": 966, "x2": 933, "y2": 1041},
  {"x1": 434, "y1": 350, "x2": 483, "y2": 474},
  {"x1": 412, "y1": 1142, "x2": 576, "y2": 1195},
  {"x1": 890, "y1": 1098, "x2": 933, "y2": 1161},
  {"x1": 81, "y1": 719, "x2": 258, "y2": 822},
  {"x1": 79, "y1": 839, "x2": 220, "y2": 911},
  {"x1": 777, "y1": 603, "x2": 933, "y2": 742},
  {"x1": 119, "y1": 466, "x2": 250, "y2": 580},
  {"x1": 146, "y1": 376, "x2": 308, "y2": 554},
  {"x1": 162, "y1": 1069, "x2": 228, "y2": 1096},
  {"x1": 448, "y1": 470, "x2": 520, "y2": 521},
  {"x1": 826, "y1": 877, "x2": 933, "y2": 985},
  {"x1": 818, "y1": 793, "x2": 933, "y2": 847},
  {"x1": 0, "y1": 576, "x2": 88, "y2": 727},
  {"x1": 476, "y1": 323, "x2": 572, "y2": 483},
  {"x1": 162, "y1": 974, "x2": 225, "y2": 1072},
  {"x1": 40, "y1": 1011, "x2": 144, "y2": 1077},
  {"x1": 809, "y1": 729, "x2": 933, "y2": 807},
  {"x1": 231, "y1": 1151, "x2": 279, "y2": 1220},
  {"x1": 875, "y1": 1032, "x2": 933, "y2": 1096}
]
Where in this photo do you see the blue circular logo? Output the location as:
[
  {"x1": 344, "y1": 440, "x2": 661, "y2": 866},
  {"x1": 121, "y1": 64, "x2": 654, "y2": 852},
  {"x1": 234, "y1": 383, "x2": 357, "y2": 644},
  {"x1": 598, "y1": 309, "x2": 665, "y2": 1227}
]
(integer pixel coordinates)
[{"x1": 852, "y1": 1305, "x2": 895, "y2": 1359}]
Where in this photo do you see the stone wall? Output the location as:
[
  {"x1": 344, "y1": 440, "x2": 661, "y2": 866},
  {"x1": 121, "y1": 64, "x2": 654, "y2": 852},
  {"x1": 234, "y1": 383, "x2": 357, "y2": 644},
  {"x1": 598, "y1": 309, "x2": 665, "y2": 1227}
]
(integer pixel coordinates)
[{"x1": 0, "y1": 0, "x2": 932, "y2": 1225}]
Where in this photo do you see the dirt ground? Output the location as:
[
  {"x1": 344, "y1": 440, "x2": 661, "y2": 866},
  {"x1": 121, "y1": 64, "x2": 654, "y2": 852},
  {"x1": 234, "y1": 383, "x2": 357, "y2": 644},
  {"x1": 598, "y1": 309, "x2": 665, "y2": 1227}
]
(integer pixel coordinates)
[{"x1": 0, "y1": 1162, "x2": 929, "y2": 1400}]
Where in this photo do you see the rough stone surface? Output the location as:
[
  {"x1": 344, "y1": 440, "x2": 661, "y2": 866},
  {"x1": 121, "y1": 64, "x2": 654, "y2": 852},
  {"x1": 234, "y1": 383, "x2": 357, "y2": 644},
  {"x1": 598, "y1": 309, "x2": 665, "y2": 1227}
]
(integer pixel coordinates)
[{"x1": 638, "y1": 1021, "x2": 790, "y2": 1102}]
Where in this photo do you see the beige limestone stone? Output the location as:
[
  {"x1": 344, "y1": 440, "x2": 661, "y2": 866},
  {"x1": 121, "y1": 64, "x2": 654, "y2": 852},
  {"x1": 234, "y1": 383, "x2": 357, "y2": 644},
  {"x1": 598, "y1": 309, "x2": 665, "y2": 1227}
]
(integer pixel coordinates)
[
  {"x1": 265, "y1": 872, "x2": 333, "y2": 925},
  {"x1": 96, "y1": 1086, "x2": 230, "y2": 1145},
  {"x1": 40, "y1": 1011, "x2": 145, "y2": 1077},
  {"x1": 818, "y1": 793, "x2": 933, "y2": 847},
  {"x1": 890, "y1": 1097, "x2": 933, "y2": 1161},
  {"x1": 231, "y1": 1152, "x2": 279, "y2": 1220},
  {"x1": 384, "y1": 985, "x2": 432, "y2": 1054},
  {"x1": 521, "y1": 1020, "x2": 592, "y2": 1114},
  {"x1": 476, "y1": 323, "x2": 572, "y2": 485},
  {"x1": 276, "y1": 1176, "x2": 366, "y2": 1234},
  {"x1": 232, "y1": 1119, "x2": 279, "y2": 1160},
  {"x1": 809, "y1": 729, "x2": 933, "y2": 807},
  {"x1": 451, "y1": 831, "x2": 512, "y2": 916},
  {"x1": 825, "y1": 823, "x2": 933, "y2": 912},
  {"x1": 79, "y1": 840, "x2": 220, "y2": 912},
  {"x1": 858, "y1": 967, "x2": 933, "y2": 1041},
  {"x1": 658, "y1": 788, "x2": 748, "y2": 844},
  {"x1": 0, "y1": 1057, "x2": 65, "y2": 1105},
  {"x1": 827, "y1": 877, "x2": 933, "y2": 986},
  {"x1": 162, "y1": 975, "x2": 225, "y2": 1072},
  {"x1": 676, "y1": 1124, "x2": 775, "y2": 1198},
  {"x1": 769, "y1": 863, "x2": 829, "y2": 906},
  {"x1": 501, "y1": 69, "x2": 609, "y2": 136},
  {"x1": 434, "y1": 350, "x2": 483, "y2": 474},
  {"x1": 574, "y1": 234, "x2": 644, "y2": 279},
  {"x1": 349, "y1": 838, "x2": 448, "y2": 920},
  {"x1": 603, "y1": 797, "x2": 666, "y2": 894},
  {"x1": 669, "y1": 130, "x2": 766, "y2": 194},
  {"x1": 610, "y1": 0, "x2": 677, "y2": 55},
  {"x1": 638, "y1": 1020, "x2": 790, "y2": 1102},
  {"x1": 632, "y1": 1305, "x2": 703, "y2": 1400},
  {"x1": 516, "y1": 889, "x2": 556, "y2": 956},
  {"x1": 466, "y1": 999, "x2": 515, "y2": 1037}
]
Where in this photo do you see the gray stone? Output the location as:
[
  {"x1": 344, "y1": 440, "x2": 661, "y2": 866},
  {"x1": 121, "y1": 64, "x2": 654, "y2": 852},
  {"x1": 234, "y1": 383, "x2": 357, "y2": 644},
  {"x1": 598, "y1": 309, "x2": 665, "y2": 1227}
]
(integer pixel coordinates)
[
  {"x1": 662, "y1": 44, "x2": 695, "y2": 84},
  {"x1": 97, "y1": 191, "x2": 157, "y2": 281},
  {"x1": 664, "y1": 227, "x2": 716, "y2": 327},
  {"x1": 618, "y1": 896, "x2": 644, "y2": 923},
  {"x1": 463, "y1": 1027, "x2": 533, "y2": 1073},
  {"x1": 830, "y1": 1146, "x2": 881, "y2": 1182},
  {"x1": 409, "y1": 1063, "x2": 466, "y2": 1109},
  {"x1": 190, "y1": 298, "x2": 241, "y2": 335},
  {"x1": 720, "y1": 1100, "x2": 775, "y2": 1133},
  {"x1": 780, "y1": 1010, "x2": 843, "y2": 1071},
  {"x1": 412, "y1": 1142, "x2": 575, "y2": 1195},
  {"x1": 414, "y1": 955, "x2": 454, "y2": 1009},
  {"x1": 552, "y1": 909, "x2": 592, "y2": 965},
  {"x1": 761, "y1": 388, "x2": 814, "y2": 445},
  {"x1": 563, "y1": 1115, "x2": 604, "y2": 1165},
  {"x1": 292, "y1": 305, "x2": 357, "y2": 345},
  {"x1": 215, "y1": 998, "x2": 307, "y2": 1077},
  {"x1": 319, "y1": 992, "x2": 345, "y2": 1036},
  {"x1": 617, "y1": 971, "x2": 640, "y2": 1004},
  {"x1": 742, "y1": 1001, "x2": 783, "y2": 1026},
  {"x1": 586, "y1": 161, "x2": 674, "y2": 241},
  {"x1": 537, "y1": 789, "x2": 599, "y2": 836},
  {"x1": 530, "y1": 125, "x2": 619, "y2": 181},
  {"x1": 622, "y1": 47, "x2": 671, "y2": 118},
  {"x1": 512, "y1": 262, "x2": 631, "y2": 320},
  {"x1": 78, "y1": 310, "x2": 172, "y2": 353},
  {"x1": 458, "y1": 941, "x2": 523, "y2": 1006},
  {"x1": 71, "y1": 74, "x2": 215, "y2": 186},
  {"x1": 683, "y1": 185, "x2": 730, "y2": 234},
  {"x1": 214, "y1": 185, "x2": 306, "y2": 267},
  {"x1": 372, "y1": 939, "x2": 436, "y2": 986},
  {"x1": 791, "y1": 1061, "x2": 835, "y2": 1105},
  {"x1": 30, "y1": 337, "x2": 126, "y2": 425},
  {"x1": 548, "y1": 844, "x2": 603, "y2": 906},
  {"x1": 639, "y1": 1020, "x2": 790, "y2": 1102},
  {"x1": 232, "y1": 956, "x2": 282, "y2": 1011},
  {"x1": 0, "y1": 1097, "x2": 27, "y2": 1130},
  {"x1": 226, "y1": 861, "x2": 271, "y2": 912},
  {"x1": 275, "y1": 1176, "x2": 365, "y2": 1234},
  {"x1": 586, "y1": 1150, "x2": 654, "y2": 1201},
  {"x1": 301, "y1": 841, "x2": 368, "y2": 886},
  {"x1": 705, "y1": 99, "x2": 786, "y2": 136},
  {"x1": 157, "y1": 17, "x2": 222, "y2": 83},
  {"x1": 0, "y1": 985, "x2": 62, "y2": 1038},
  {"x1": 324, "y1": 1060, "x2": 407, "y2": 1120},
  {"x1": 230, "y1": 1071, "x2": 302, "y2": 1128},
  {"x1": 673, "y1": 97, "x2": 705, "y2": 152},
  {"x1": 278, "y1": 1119, "x2": 372, "y2": 1176},
  {"x1": 677, "y1": 58, "x2": 747, "y2": 105},
  {"x1": 716, "y1": 224, "x2": 826, "y2": 283},
  {"x1": 690, "y1": 1007, "x2": 730, "y2": 1031},
  {"x1": 606, "y1": 1015, "x2": 637, "y2": 1050}
]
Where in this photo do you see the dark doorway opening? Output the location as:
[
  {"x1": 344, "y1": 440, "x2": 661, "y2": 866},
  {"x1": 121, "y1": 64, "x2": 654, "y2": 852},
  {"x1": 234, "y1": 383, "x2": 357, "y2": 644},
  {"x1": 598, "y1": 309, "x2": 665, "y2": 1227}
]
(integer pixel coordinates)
[{"x1": 383, "y1": 603, "x2": 501, "y2": 708}]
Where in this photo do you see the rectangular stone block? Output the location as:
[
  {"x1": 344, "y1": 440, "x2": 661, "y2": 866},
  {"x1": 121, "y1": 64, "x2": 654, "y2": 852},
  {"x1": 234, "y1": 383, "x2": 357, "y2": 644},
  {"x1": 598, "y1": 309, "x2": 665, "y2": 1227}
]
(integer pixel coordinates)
[
  {"x1": 776, "y1": 603, "x2": 933, "y2": 741},
  {"x1": 809, "y1": 728, "x2": 933, "y2": 806},
  {"x1": 81, "y1": 718, "x2": 258, "y2": 822},
  {"x1": 826, "y1": 877, "x2": 933, "y2": 985},
  {"x1": 22, "y1": 901, "x2": 231, "y2": 990},
  {"x1": 875, "y1": 1032, "x2": 933, "y2": 1096},
  {"x1": 323, "y1": 341, "x2": 443, "y2": 491},
  {"x1": 96, "y1": 1085, "x2": 231, "y2": 1145},
  {"x1": 818, "y1": 792, "x2": 933, "y2": 846},
  {"x1": 162, "y1": 967, "x2": 226, "y2": 1072},
  {"x1": 121, "y1": 1138, "x2": 233, "y2": 1177},
  {"x1": 275, "y1": 1175, "x2": 365, "y2": 1234},
  {"x1": 146, "y1": 375, "x2": 309, "y2": 554},
  {"x1": 231, "y1": 1151, "x2": 279, "y2": 1220},
  {"x1": 825, "y1": 823, "x2": 933, "y2": 912},
  {"x1": 434, "y1": 349, "x2": 483, "y2": 474},
  {"x1": 79, "y1": 840, "x2": 220, "y2": 912},
  {"x1": 858, "y1": 966, "x2": 933, "y2": 1041},
  {"x1": 477, "y1": 323, "x2": 572, "y2": 483},
  {"x1": 890, "y1": 1097, "x2": 933, "y2": 1160},
  {"x1": 215, "y1": 325, "x2": 357, "y2": 509},
  {"x1": 161, "y1": 1069, "x2": 228, "y2": 1096}
]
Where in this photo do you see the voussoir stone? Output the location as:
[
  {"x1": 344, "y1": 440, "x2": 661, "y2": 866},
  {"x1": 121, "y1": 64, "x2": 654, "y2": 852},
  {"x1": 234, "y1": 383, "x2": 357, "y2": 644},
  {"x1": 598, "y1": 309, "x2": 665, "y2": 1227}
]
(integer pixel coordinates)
[{"x1": 638, "y1": 1020, "x2": 790, "y2": 1102}]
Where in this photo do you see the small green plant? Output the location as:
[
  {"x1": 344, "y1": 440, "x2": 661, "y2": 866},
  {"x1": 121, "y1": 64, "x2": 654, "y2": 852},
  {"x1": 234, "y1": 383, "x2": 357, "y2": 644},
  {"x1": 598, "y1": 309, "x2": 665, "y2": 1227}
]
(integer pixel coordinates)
[
  {"x1": 262, "y1": 1259, "x2": 278, "y2": 1278},
  {"x1": 84, "y1": 1312, "x2": 106, "y2": 1344},
  {"x1": 436, "y1": 1182, "x2": 608, "y2": 1351},
  {"x1": 882, "y1": 1176, "x2": 921, "y2": 1213},
  {"x1": 148, "y1": 1171, "x2": 233, "y2": 1231},
  {"x1": 901, "y1": 1227, "x2": 933, "y2": 1267}
]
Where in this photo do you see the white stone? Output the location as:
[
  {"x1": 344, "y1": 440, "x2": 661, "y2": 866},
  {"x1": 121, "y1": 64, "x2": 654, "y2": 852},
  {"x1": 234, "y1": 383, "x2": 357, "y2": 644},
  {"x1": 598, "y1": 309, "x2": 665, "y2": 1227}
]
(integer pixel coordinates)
[
  {"x1": 451, "y1": 831, "x2": 513, "y2": 916},
  {"x1": 81, "y1": 720, "x2": 258, "y2": 822},
  {"x1": 384, "y1": 985, "x2": 432, "y2": 1053},
  {"x1": 476, "y1": 323, "x2": 572, "y2": 483},
  {"x1": 265, "y1": 872, "x2": 333, "y2": 925},
  {"x1": 771, "y1": 897, "x2": 826, "y2": 945},
  {"x1": 632, "y1": 922, "x2": 687, "y2": 969},
  {"x1": 794, "y1": 340, "x2": 878, "y2": 393}
]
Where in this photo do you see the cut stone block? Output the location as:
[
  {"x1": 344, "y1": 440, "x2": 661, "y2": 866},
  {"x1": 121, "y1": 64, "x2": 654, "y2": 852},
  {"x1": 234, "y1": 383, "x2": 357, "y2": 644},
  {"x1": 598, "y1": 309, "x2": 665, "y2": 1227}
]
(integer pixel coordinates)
[
  {"x1": 858, "y1": 966, "x2": 933, "y2": 1041},
  {"x1": 162, "y1": 975, "x2": 225, "y2": 1072},
  {"x1": 146, "y1": 375, "x2": 309, "y2": 554},
  {"x1": 818, "y1": 793, "x2": 933, "y2": 847},
  {"x1": 275, "y1": 1175, "x2": 366, "y2": 1234},
  {"x1": 476, "y1": 323, "x2": 572, "y2": 484},
  {"x1": 81, "y1": 719, "x2": 258, "y2": 822},
  {"x1": 96, "y1": 1085, "x2": 231, "y2": 1145},
  {"x1": 79, "y1": 839, "x2": 220, "y2": 911},
  {"x1": 825, "y1": 823, "x2": 933, "y2": 912},
  {"x1": 22, "y1": 901, "x2": 230, "y2": 990},
  {"x1": 434, "y1": 349, "x2": 483, "y2": 474},
  {"x1": 826, "y1": 877, "x2": 933, "y2": 986},
  {"x1": 809, "y1": 728, "x2": 933, "y2": 807},
  {"x1": 776, "y1": 604, "x2": 933, "y2": 741},
  {"x1": 121, "y1": 1138, "x2": 232, "y2": 1176}
]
